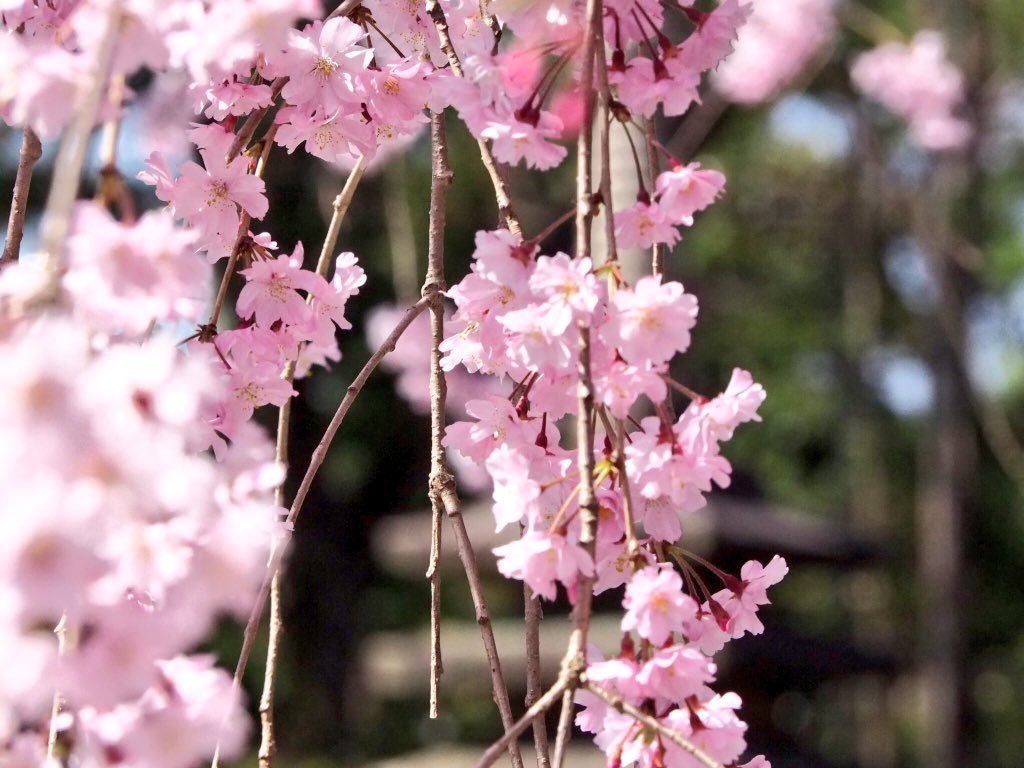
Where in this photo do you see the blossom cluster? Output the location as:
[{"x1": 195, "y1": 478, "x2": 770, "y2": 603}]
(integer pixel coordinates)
[
  {"x1": 713, "y1": 0, "x2": 837, "y2": 104},
  {"x1": 0, "y1": 311, "x2": 281, "y2": 767},
  {"x1": 850, "y1": 30, "x2": 972, "y2": 151},
  {"x1": 0, "y1": 0, "x2": 797, "y2": 766},
  {"x1": 440, "y1": 226, "x2": 779, "y2": 767}
]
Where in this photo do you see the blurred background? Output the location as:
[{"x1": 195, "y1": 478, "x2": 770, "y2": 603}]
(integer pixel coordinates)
[{"x1": 3, "y1": 0, "x2": 1024, "y2": 766}]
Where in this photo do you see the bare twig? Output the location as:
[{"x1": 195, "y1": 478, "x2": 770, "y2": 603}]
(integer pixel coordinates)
[
  {"x1": 524, "y1": 582, "x2": 551, "y2": 768},
  {"x1": 1, "y1": 127, "x2": 43, "y2": 269},
  {"x1": 212, "y1": 295, "x2": 431, "y2": 768},
  {"x1": 552, "y1": 0, "x2": 603, "y2": 764},
  {"x1": 37, "y1": 7, "x2": 121, "y2": 299},
  {"x1": 45, "y1": 615, "x2": 77, "y2": 767},
  {"x1": 583, "y1": 681, "x2": 726, "y2": 768},
  {"x1": 288, "y1": 296, "x2": 430, "y2": 524},
  {"x1": 473, "y1": 678, "x2": 570, "y2": 768},
  {"x1": 438, "y1": 475, "x2": 526, "y2": 768},
  {"x1": 644, "y1": 119, "x2": 665, "y2": 275},
  {"x1": 593, "y1": 22, "x2": 617, "y2": 268},
  {"x1": 425, "y1": 0, "x2": 522, "y2": 235},
  {"x1": 258, "y1": 400, "x2": 291, "y2": 768},
  {"x1": 206, "y1": 126, "x2": 278, "y2": 329},
  {"x1": 424, "y1": 111, "x2": 453, "y2": 718},
  {"x1": 315, "y1": 156, "x2": 366, "y2": 276},
  {"x1": 96, "y1": 71, "x2": 136, "y2": 223}
]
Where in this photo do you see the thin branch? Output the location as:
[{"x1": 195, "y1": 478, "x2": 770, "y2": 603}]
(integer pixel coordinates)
[
  {"x1": 583, "y1": 681, "x2": 726, "y2": 768},
  {"x1": 45, "y1": 615, "x2": 77, "y2": 767},
  {"x1": 96, "y1": 71, "x2": 136, "y2": 223},
  {"x1": 288, "y1": 295, "x2": 430, "y2": 525},
  {"x1": 424, "y1": 111, "x2": 453, "y2": 719},
  {"x1": 37, "y1": 7, "x2": 121, "y2": 300},
  {"x1": 206, "y1": 126, "x2": 278, "y2": 329},
  {"x1": 425, "y1": 1, "x2": 522, "y2": 235},
  {"x1": 644, "y1": 119, "x2": 665, "y2": 275},
  {"x1": 615, "y1": 417, "x2": 640, "y2": 555},
  {"x1": 226, "y1": 77, "x2": 288, "y2": 162},
  {"x1": 553, "y1": 0, "x2": 602, "y2": 763},
  {"x1": 438, "y1": 475, "x2": 526, "y2": 768},
  {"x1": 315, "y1": 156, "x2": 366, "y2": 276},
  {"x1": 212, "y1": 295, "x2": 431, "y2": 768},
  {"x1": 524, "y1": 582, "x2": 551, "y2": 768},
  {"x1": 473, "y1": 678, "x2": 570, "y2": 768},
  {"x1": 258, "y1": 400, "x2": 291, "y2": 768},
  {"x1": 593, "y1": 22, "x2": 618, "y2": 267},
  {"x1": 256, "y1": 158, "x2": 367, "y2": 761},
  {"x1": 1, "y1": 127, "x2": 42, "y2": 268}
]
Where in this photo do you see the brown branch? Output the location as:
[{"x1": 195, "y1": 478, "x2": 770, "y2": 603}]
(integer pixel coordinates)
[
  {"x1": 552, "y1": 0, "x2": 602, "y2": 764},
  {"x1": 258, "y1": 395, "x2": 291, "y2": 768},
  {"x1": 473, "y1": 678, "x2": 570, "y2": 768},
  {"x1": 226, "y1": 77, "x2": 288, "y2": 162},
  {"x1": 206, "y1": 126, "x2": 278, "y2": 329},
  {"x1": 425, "y1": 0, "x2": 521, "y2": 235},
  {"x1": 644, "y1": 119, "x2": 665, "y2": 275},
  {"x1": 583, "y1": 681, "x2": 726, "y2": 768},
  {"x1": 424, "y1": 111, "x2": 452, "y2": 719},
  {"x1": 288, "y1": 294, "x2": 430, "y2": 523},
  {"x1": 438, "y1": 473, "x2": 526, "y2": 768},
  {"x1": 524, "y1": 582, "x2": 551, "y2": 768},
  {"x1": 593, "y1": 22, "x2": 618, "y2": 268},
  {"x1": 36, "y1": 7, "x2": 121, "y2": 300},
  {"x1": 1, "y1": 127, "x2": 43, "y2": 269}
]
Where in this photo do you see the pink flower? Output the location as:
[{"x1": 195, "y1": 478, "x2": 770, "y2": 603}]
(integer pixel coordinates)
[
  {"x1": 614, "y1": 200, "x2": 681, "y2": 249},
  {"x1": 237, "y1": 246, "x2": 321, "y2": 328},
  {"x1": 269, "y1": 17, "x2": 371, "y2": 111},
  {"x1": 481, "y1": 110, "x2": 568, "y2": 170},
  {"x1": 712, "y1": 555, "x2": 788, "y2": 638},
  {"x1": 850, "y1": 31, "x2": 972, "y2": 151},
  {"x1": 655, "y1": 162, "x2": 726, "y2": 225},
  {"x1": 486, "y1": 444, "x2": 542, "y2": 531},
  {"x1": 605, "y1": 275, "x2": 698, "y2": 366},
  {"x1": 621, "y1": 564, "x2": 697, "y2": 645},
  {"x1": 170, "y1": 141, "x2": 269, "y2": 257},
  {"x1": 493, "y1": 530, "x2": 594, "y2": 601}
]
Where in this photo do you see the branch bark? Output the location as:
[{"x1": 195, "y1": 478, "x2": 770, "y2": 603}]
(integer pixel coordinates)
[
  {"x1": 424, "y1": 111, "x2": 452, "y2": 719},
  {"x1": 1, "y1": 127, "x2": 43, "y2": 269},
  {"x1": 425, "y1": 0, "x2": 521, "y2": 235}
]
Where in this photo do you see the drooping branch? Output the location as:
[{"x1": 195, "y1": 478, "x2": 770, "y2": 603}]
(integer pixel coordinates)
[
  {"x1": 524, "y1": 583, "x2": 551, "y2": 768},
  {"x1": 1, "y1": 127, "x2": 43, "y2": 269},
  {"x1": 473, "y1": 679, "x2": 570, "y2": 768},
  {"x1": 552, "y1": 0, "x2": 603, "y2": 763},
  {"x1": 37, "y1": 8, "x2": 121, "y2": 300},
  {"x1": 205, "y1": 126, "x2": 278, "y2": 332},
  {"x1": 424, "y1": 111, "x2": 453, "y2": 719},
  {"x1": 583, "y1": 681, "x2": 726, "y2": 768},
  {"x1": 425, "y1": 0, "x2": 522, "y2": 235}
]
